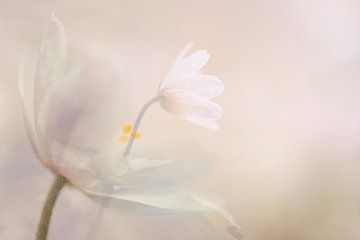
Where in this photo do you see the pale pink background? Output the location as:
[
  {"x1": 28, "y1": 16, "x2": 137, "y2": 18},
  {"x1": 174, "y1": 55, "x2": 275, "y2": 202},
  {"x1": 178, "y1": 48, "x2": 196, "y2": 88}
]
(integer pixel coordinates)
[{"x1": 1, "y1": 0, "x2": 360, "y2": 239}]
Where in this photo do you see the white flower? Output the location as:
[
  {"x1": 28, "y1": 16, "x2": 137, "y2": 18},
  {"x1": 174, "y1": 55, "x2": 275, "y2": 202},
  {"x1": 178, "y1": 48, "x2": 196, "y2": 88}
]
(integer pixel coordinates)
[
  {"x1": 158, "y1": 43, "x2": 224, "y2": 130},
  {"x1": 19, "y1": 15, "x2": 244, "y2": 239}
]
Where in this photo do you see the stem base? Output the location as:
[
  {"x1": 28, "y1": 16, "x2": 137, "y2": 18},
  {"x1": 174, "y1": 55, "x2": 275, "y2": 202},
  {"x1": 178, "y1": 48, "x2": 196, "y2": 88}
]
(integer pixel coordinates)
[{"x1": 36, "y1": 175, "x2": 66, "y2": 240}]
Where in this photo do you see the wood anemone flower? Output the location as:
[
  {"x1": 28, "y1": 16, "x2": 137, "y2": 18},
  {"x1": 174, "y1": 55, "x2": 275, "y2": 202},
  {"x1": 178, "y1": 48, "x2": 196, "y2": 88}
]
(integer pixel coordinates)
[
  {"x1": 19, "y1": 14, "x2": 246, "y2": 240},
  {"x1": 158, "y1": 43, "x2": 224, "y2": 130}
]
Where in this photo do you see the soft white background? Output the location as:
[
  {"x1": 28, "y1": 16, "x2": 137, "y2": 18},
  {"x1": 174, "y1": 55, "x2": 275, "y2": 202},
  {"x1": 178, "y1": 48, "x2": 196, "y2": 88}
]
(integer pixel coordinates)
[{"x1": 1, "y1": 0, "x2": 360, "y2": 239}]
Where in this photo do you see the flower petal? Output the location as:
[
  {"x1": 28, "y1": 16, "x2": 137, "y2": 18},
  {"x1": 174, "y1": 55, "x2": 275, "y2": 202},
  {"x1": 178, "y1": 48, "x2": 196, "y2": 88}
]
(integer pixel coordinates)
[
  {"x1": 18, "y1": 49, "x2": 39, "y2": 148},
  {"x1": 32, "y1": 15, "x2": 84, "y2": 144},
  {"x1": 18, "y1": 49, "x2": 56, "y2": 166},
  {"x1": 85, "y1": 193, "x2": 246, "y2": 239},
  {"x1": 171, "y1": 42, "x2": 194, "y2": 70},
  {"x1": 159, "y1": 43, "x2": 194, "y2": 91},
  {"x1": 190, "y1": 194, "x2": 247, "y2": 240},
  {"x1": 184, "y1": 75, "x2": 224, "y2": 99},
  {"x1": 89, "y1": 156, "x2": 210, "y2": 195},
  {"x1": 41, "y1": 139, "x2": 100, "y2": 188},
  {"x1": 182, "y1": 116, "x2": 220, "y2": 130},
  {"x1": 160, "y1": 44, "x2": 210, "y2": 91},
  {"x1": 184, "y1": 50, "x2": 210, "y2": 71},
  {"x1": 160, "y1": 89, "x2": 223, "y2": 120},
  {"x1": 36, "y1": 66, "x2": 82, "y2": 142},
  {"x1": 169, "y1": 49, "x2": 209, "y2": 80},
  {"x1": 34, "y1": 14, "x2": 68, "y2": 136},
  {"x1": 36, "y1": 13, "x2": 67, "y2": 88}
]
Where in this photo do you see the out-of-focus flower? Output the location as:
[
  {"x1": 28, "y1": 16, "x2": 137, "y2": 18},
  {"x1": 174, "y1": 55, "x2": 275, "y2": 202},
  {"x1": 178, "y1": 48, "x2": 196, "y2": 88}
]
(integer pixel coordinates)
[
  {"x1": 19, "y1": 15, "x2": 244, "y2": 239},
  {"x1": 158, "y1": 43, "x2": 224, "y2": 130}
]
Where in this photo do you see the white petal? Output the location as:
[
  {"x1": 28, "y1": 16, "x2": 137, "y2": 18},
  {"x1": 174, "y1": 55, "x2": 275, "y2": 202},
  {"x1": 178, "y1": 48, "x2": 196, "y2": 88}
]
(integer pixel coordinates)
[
  {"x1": 160, "y1": 89, "x2": 223, "y2": 120},
  {"x1": 128, "y1": 157, "x2": 177, "y2": 170},
  {"x1": 171, "y1": 42, "x2": 194, "y2": 69},
  {"x1": 37, "y1": 13, "x2": 67, "y2": 85},
  {"x1": 184, "y1": 75, "x2": 224, "y2": 99},
  {"x1": 92, "y1": 194, "x2": 209, "y2": 211},
  {"x1": 89, "y1": 157, "x2": 210, "y2": 195},
  {"x1": 18, "y1": 14, "x2": 70, "y2": 157},
  {"x1": 184, "y1": 50, "x2": 210, "y2": 71},
  {"x1": 168, "y1": 50, "x2": 209, "y2": 80},
  {"x1": 33, "y1": 16, "x2": 84, "y2": 143},
  {"x1": 182, "y1": 116, "x2": 220, "y2": 130},
  {"x1": 39, "y1": 139, "x2": 100, "y2": 188},
  {"x1": 34, "y1": 14, "x2": 68, "y2": 136},
  {"x1": 18, "y1": 49, "x2": 37, "y2": 131},
  {"x1": 159, "y1": 42, "x2": 194, "y2": 91},
  {"x1": 18, "y1": 48, "x2": 45, "y2": 161},
  {"x1": 36, "y1": 66, "x2": 82, "y2": 141},
  {"x1": 190, "y1": 194, "x2": 247, "y2": 239},
  {"x1": 85, "y1": 193, "x2": 246, "y2": 239}
]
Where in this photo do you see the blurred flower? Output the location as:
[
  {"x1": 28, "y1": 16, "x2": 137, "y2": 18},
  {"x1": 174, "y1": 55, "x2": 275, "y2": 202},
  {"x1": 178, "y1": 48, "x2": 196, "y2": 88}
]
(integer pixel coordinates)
[
  {"x1": 158, "y1": 43, "x2": 224, "y2": 130},
  {"x1": 19, "y1": 15, "x2": 244, "y2": 239}
]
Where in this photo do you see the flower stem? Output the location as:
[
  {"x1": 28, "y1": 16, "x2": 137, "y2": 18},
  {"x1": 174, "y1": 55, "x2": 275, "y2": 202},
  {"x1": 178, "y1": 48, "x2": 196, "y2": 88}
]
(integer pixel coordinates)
[
  {"x1": 36, "y1": 175, "x2": 67, "y2": 240},
  {"x1": 123, "y1": 96, "x2": 160, "y2": 157},
  {"x1": 86, "y1": 96, "x2": 159, "y2": 240}
]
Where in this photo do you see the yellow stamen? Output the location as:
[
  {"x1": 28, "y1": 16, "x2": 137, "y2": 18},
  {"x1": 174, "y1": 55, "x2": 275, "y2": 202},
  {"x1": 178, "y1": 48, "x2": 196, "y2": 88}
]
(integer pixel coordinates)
[
  {"x1": 119, "y1": 134, "x2": 129, "y2": 144},
  {"x1": 119, "y1": 123, "x2": 141, "y2": 144},
  {"x1": 122, "y1": 123, "x2": 133, "y2": 134},
  {"x1": 131, "y1": 132, "x2": 142, "y2": 139}
]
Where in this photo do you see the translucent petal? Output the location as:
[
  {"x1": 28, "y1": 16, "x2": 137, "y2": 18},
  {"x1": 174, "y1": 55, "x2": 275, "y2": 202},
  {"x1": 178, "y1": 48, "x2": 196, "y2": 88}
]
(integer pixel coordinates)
[
  {"x1": 19, "y1": 14, "x2": 74, "y2": 157},
  {"x1": 32, "y1": 16, "x2": 85, "y2": 144},
  {"x1": 171, "y1": 42, "x2": 194, "y2": 70},
  {"x1": 38, "y1": 139, "x2": 100, "y2": 188},
  {"x1": 172, "y1": 49, "x2": 209, "y2": 79},
  {"x1": 37, "y1": 66, "x2": 82, "y2": 141},
  {"x1": 92, "y1": 194, "x2": 209, "y2": 211},
  {"x1": 190, "y1": 195, "x2": 247, "y2": 240},
  {"x1": 172, "y1": 74, "x2": 224, "y2": 99},
  {"x1": 18, "y1": 48, "x2": 45, "y2": 161},
  {"x1": 85, "y1": 193, "x2": 246, "y2": 239},
  {"x1": 34, "y1": 14, "x2": 68, "y2": 137},
  {"x1": 89, "y1": 156, "x2": 210, "y2": 195},
  {"x1": 159, "y1": 43, "x2": 194, "y2": 90},
  {"x1": 182, "y1": 116, "x2": 220, "y2": 130},
  {"x1": 160, "y1": 89, "x2": 223, "y2": 120},
  {"x1": 160, "y1": 44, "x2": 210, "y2": 91},
  {"x1": 184, "y1": 50, "x2": 210, "y2": 71},
  {"x1": 36, "y1": 13, "x2": 67, "y2": 90}
]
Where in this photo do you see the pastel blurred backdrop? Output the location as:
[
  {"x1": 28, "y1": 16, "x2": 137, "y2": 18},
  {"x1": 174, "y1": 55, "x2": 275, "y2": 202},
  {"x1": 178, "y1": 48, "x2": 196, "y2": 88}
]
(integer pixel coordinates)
[{"x1": 1, "y1": 0, "x2": 360, "y2": 239}]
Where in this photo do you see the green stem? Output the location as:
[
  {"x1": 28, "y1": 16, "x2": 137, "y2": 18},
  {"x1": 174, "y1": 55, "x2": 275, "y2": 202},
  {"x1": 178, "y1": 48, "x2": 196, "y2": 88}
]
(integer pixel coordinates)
[
  {"x1": 123, "y1": 96, "x2": 160, "y2": 157},
  {"x1": 86, "y1": 96, "x2": 159, "y2": 240},
  {"x1": 36, "y1": 175, "x2": 67, "y2": 240}
]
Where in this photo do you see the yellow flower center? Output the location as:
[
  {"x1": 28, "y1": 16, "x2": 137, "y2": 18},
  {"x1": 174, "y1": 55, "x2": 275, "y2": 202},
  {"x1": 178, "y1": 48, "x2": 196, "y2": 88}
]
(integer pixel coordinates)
[
  {"x1": 119, "y1": 123, "x2": 141, "y2": 143},
  {"x1": 131, "y1": 132, "x2": 142, "y2": 139},
  {"x1": 122, "y1": 123, "x2": 133, "y2": 134},
  {"x1": 119, "y1": 134, "x2": 129, "y2": 144}
]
